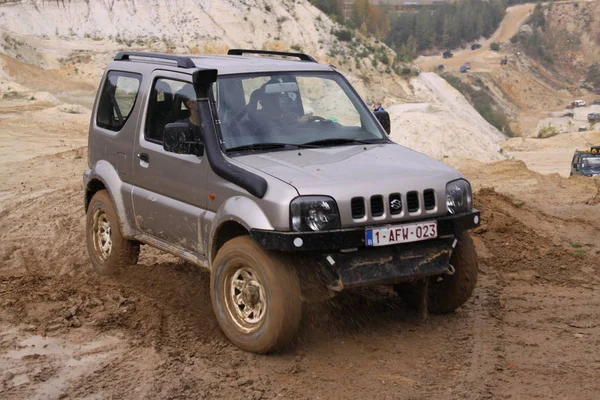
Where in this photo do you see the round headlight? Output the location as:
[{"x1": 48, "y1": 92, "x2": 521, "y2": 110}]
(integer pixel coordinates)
[
  {"x1": 446, "y1": 179, "x2": 472, "y2": 215},
  {"x1": 291, "y1": 196, "x2": 340, "y2": 232}
]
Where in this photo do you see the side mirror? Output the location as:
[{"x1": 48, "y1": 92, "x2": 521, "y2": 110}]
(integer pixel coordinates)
[
  {"x1": 573, "y1": 163, "x2": 577, "y2": 169},
  {"x1": 163, "y1": 122, "x2": 204, "y2": 156},
  {"x1": 374, "y1": 110, "x2": 391, "y2": 135}
]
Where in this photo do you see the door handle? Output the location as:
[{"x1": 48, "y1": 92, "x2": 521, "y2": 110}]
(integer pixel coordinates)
[{"x1": 138, "y1": 153, "x2": 149, "y2": 163}]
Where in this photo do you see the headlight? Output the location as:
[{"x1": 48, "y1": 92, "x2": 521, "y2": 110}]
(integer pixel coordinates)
[
  {"x1": 446, "y1": 179, "x2": 472, "y2": 215},
  {"x1": 290, "y1": 196, "x2": 340, "y2": 232}
]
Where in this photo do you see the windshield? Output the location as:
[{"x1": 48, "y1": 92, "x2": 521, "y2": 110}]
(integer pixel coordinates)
[
  {"x1": 213, "y1": 72, "x2": 385, "y2": 151},
  {"x1": 582, "y1": 156, "x2": 600, "y2": 167}
]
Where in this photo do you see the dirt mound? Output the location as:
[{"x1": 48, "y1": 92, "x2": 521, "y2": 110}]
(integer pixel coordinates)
[{"x1": 474, "y1": 187, "x2": 600, "y2": 286}]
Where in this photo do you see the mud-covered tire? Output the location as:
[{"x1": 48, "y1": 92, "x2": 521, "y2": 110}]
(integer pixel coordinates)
[
  {"x1": 395, "y1": 231, "x2": 478, "y2": 314},
  {"x1": 211, "y1": 236, "x2": 302, "y2": 354},
  {"x1": 86, "y1": 190, "x2": 139, "y2": 275}
]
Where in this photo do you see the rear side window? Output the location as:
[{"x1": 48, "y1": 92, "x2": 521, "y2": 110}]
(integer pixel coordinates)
[{"x1": 96, "y1": 71, "x2": 141, "y2": 131}]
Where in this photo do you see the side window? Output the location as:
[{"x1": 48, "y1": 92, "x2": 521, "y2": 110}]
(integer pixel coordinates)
[
  {"x1": 145, "y1": 78, "x2": 191, "y2": 143},
  {"x1": 96, "y1": 71, "x2": 141, "y2": 131}
]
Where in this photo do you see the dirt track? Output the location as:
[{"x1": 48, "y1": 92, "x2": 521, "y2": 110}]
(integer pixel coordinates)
[
  {"x1": 414, "y1": 3, "x2": 536, "y2": 72},
  {"x1": 2, "y1": 66, "x2": 600, "y2": 399}
]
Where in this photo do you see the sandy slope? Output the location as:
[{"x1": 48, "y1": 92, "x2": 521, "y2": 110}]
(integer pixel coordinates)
[
  {"x1": 1, "y1": 63, "x2": 600, "y2": 400},
  {"x1": 388, "y1": 73, "x2": 507, "y2": 163}
]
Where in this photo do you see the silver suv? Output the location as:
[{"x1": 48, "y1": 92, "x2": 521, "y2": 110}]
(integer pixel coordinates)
[{"x1": 84, "y1": 50, "x2": 480, "y2": 353}]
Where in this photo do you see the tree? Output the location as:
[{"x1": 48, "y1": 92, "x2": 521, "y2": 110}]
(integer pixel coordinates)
[
  {"x1": 352, "y1": 0, "x2": 370, "y2": 28},
  {"x1": 360, "y1": 22, "x2": 368, "y2": 36},
  {"x1": 528, "y1": 3, "x2": 546, "y2": 30},
  {"x1": 586, "y1": 64, "x2": 600, "y2": 88},
  {"x1": 406, "y1": 35, "x2": 418, "y2": 60}
]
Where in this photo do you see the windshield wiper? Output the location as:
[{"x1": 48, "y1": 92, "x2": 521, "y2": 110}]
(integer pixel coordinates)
[
  {"x1": 302, "y1": 138, "x2": 385, "y2": 147},
  {"x1": 226, "y1": 142, "x2": 317, "y2": 153}
]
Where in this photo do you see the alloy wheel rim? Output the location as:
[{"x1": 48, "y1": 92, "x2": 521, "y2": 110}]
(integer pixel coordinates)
[
  {"x1": 93, "y1": 209, "x2": 112, "y2": 261},
  {"x1": 226, "y1": 266, "x2": 266, "y2": 332}
]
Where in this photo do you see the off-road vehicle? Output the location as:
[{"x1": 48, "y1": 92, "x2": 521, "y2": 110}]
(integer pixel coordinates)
[
  {"x1": 587, "y1": 112, "x2": 600, "y2": 123},
  {"x1": 84, "y1": 50, "x2": 480, "y2": 353},
  {"x1": 570, "y1": 147, "x2": 600, "y2": 177}
]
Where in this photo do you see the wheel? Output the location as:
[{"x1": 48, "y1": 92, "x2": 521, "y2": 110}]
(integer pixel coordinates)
[
  {"x1": 86, "y1": 190, "x2": 139, "y2": 275},
  {"x1": 211, "y1": 236, "x2": 302, "y2": 353},
  {"x1": 394, "y1": 231, "x2": 478, "y2": 314}
]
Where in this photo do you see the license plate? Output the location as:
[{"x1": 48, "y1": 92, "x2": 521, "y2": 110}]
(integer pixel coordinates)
[{"x1": 366, "y1": 221, "x2": 437, "y2": 247}]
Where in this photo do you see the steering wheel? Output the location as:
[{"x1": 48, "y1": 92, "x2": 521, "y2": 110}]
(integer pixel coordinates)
[
  {"x1": 307, "y1": 115, "x2": 329, "y2": 123},
  {"x1": 297, "y1": 115, "x2": 333, "y2": 124}
]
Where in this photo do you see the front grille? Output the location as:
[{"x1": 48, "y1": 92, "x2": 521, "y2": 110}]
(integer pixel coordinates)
[
  {"x1": 370, "y1": 195, "x2": 384, "y2": 217},
  {"x1": 407, "y1": 191, "x2": 419, "y2": 212},
  {"x1": 351, "y1": 197, "x2": 365, "y2": 219},
  {"x1": 423, "y1": 189, "x2": 436, "y2": 210},
  {"x1": 389, "y1": 193, "x2": 402, "y2": 214}
]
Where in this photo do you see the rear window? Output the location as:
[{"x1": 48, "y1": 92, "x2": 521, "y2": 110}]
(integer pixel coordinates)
[{"x1": 96, "y1": 71, "x2": 142, "y2": 131}]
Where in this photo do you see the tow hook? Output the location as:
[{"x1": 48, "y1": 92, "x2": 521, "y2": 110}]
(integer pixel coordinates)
[{"x1": 445, "y1": 264, "x2": 456, "y2": 276}]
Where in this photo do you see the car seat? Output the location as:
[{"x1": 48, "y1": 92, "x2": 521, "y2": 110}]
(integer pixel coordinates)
[
  {"x1": 172, "y1": 84, "x2": 196, "y2": 122},
  {"x1": 147, "y1": 80, "x2": 174, "y2": 142}
]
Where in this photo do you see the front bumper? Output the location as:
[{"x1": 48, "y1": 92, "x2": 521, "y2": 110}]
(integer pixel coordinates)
[
  {"x1": 250, "y1": 210, "x2": 480, "y2": 252},
  {"x1": 250, "y1": 210, "x2": 480, "y2": 289}
]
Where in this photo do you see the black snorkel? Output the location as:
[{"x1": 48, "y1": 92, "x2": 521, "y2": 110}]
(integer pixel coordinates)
[{"x1": 192, "y1": 69, "x2": 268, "y2": 199}]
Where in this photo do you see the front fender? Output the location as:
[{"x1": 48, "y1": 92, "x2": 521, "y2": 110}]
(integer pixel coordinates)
[
  {"x1": 207, "y1": 196, "x2": 275, "y2": 263},
  {"x1": 84, "y1": 160, "x2": 136, "y2": 238}
]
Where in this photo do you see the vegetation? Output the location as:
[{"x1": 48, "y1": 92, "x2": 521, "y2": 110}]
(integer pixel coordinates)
[
  {"x1": 311, "y1": 0, "x2": 506, "y2": 61},
  {"x1": 586, "y1": 64, "x2": 600, "y2": 88},
  {"x1": 387, "y1": 0, "x2": 506, "y2": 61},
  {"x1": 520, "y1": 4, "x2": 554, "y2": 64},
  {"x1": 490, "y1": 42, "x2": 500, "y2": 51},
  {"x1": 537, "y1": 123, "x2": 559, "y2": 138},
  {"x1": 443, "y1": 74, "x2": 515, "y2": 137}
]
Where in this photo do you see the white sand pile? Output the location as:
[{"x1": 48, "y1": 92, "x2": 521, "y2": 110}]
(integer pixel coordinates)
[
  {"x1": 0, "y1": 0, "x2": 336, "y2": 61},
  {"x1": 388, "y1": 73, "x2": 507, "y2": 162},
  {"x1": 0, "y1": 79, "x2": 60, "y2": 103},
  {"x1": 56, "y1": 103, "x2": 89, "y2": 114},
  {"x1": 0, "y1": 0, "x2": 410, "y2": 102}
]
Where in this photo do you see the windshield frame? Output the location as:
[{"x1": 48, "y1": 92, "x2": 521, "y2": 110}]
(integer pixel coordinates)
[{"x1": 210, "y1": 70, "x2": 391, "y2": 155}]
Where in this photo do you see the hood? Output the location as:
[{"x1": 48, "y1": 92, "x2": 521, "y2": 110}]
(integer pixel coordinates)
[{"x1": 234, "y1": 143, "x2": 463, "y2": 195}]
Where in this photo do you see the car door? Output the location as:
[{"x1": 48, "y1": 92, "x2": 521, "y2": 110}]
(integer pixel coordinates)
[
  {"x1": 571, "y1": 153, "x2": 579, "y2": 176},
  {"x1": 131, "y1": 71, "x2": 209, "y2": 254}
]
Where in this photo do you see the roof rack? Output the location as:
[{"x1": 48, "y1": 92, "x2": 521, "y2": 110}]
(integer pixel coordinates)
[
  {"x1": 227, "y1": 49, "x2": 317, "y2": 63},
  {"x1": 114, "y1": 51, "x2": 196, "y2": 68}
]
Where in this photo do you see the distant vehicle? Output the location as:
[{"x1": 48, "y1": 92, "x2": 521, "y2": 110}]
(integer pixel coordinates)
[
  {"x1": 443, "y1": 50, "x2": 453, "y2": 59},
  {"x1": 574, "y1": 100, "x2": 586, "y2": 107},
  {"x1": 566, "y1": 102, "x2": 576, "y2": 110},
  {"x1": 570, "y1": 147, "x2": 600, "y2": 177},
  {"x1": 437, "y1": 64, "x2": 445, "y2": 71},
  {"x1": 465, "y1": 61, "x2": 471, "y2": 69},
  {"x1": 588, "y1": 113, "x2": 600, "y2": 123},
  {"x1": 578, "y1": 126, "x2": 588, "y2": 132},
  {"x1": 591, "y1": 99, "x2": 600, "y2": 105},
  {"x1": 460, "y1": 65, "x2": 468, "y2": 73},
  {"x1": 580, "y1": 83, "x2": 594, "y2": 92},
  {"x1": 561, "y1": 111, "x2": 574, "y2": 118},
  {"x1": 471, "y1": 44, "x2": 482, "y2": 50}
]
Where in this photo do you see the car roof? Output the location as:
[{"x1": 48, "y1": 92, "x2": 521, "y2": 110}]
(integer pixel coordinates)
[
  {"x1": 189, "y1": 55, "x2": 333, "y2": 75},
  {"x1": 111, "y1": 52, "x2": 334, "y2": 76}
]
